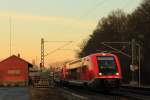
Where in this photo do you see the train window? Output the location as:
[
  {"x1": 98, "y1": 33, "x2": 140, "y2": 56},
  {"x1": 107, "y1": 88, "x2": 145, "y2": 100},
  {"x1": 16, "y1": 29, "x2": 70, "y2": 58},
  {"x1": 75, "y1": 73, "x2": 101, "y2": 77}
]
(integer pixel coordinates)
[
  {"x1": 69, "y1": 68, "x2": 78, "y2": 80},
  {"x1": 97, "y1": 56, "x2": 118, "y2": 75}
]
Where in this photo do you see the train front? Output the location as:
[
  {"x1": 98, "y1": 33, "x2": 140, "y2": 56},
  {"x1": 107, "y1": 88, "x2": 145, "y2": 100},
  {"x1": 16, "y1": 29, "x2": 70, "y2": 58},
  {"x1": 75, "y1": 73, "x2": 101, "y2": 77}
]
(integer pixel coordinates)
[{"x1": 90, "y1": 53, "x2": 122, "y2": 89}]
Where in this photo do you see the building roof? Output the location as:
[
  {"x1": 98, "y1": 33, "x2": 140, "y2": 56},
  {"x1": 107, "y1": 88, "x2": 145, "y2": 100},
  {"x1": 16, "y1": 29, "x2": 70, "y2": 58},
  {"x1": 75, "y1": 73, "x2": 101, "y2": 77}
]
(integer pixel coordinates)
[{"x1": 0, "y1": 55, "x2": 33, "y2": 67}]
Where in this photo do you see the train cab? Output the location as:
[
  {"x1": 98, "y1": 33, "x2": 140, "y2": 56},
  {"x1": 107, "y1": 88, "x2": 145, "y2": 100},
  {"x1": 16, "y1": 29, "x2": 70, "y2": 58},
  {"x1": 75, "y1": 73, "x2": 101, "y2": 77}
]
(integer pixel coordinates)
[{"x1": 60, "y1": 53, "x2": 122, "y2": 90}]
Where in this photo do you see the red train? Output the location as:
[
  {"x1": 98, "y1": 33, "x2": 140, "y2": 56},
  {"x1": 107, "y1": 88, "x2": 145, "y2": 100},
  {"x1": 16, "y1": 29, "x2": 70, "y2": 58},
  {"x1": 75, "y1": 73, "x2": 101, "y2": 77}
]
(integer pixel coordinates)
[{"x1": 56, "y1": 53, "x2": 122, "y2": 90}]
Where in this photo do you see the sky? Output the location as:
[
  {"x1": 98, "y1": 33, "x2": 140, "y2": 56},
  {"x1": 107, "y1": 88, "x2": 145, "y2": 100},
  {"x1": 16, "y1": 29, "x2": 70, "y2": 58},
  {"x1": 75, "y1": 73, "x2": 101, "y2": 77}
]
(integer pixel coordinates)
[{"x1": 0, "y1": 0, "x2": 142, "y2": 66}]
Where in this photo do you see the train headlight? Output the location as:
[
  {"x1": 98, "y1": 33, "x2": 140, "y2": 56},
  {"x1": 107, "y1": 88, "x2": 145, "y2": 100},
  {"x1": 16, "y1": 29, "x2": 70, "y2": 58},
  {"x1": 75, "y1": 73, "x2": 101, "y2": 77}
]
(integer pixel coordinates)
[
  {"x1": 102, "y1": 53, "x2": 106, "y2": 56},
  {"x1": 99, "y1": 73, "x2": 102, "y2": 75},
  {"x1": 116, "y1": 73, "x2": 119, "y2": 75}
]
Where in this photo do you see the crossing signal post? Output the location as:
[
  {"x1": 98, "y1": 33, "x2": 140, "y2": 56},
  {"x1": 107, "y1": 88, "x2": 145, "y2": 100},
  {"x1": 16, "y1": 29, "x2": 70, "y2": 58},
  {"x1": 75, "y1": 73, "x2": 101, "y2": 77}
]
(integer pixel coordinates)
[
  {"x1": 134, "y1": 42, "x2": 141, "y2": 87},
  {"x1": 130, "y1": 39, "x2": 141, "y2": 86},
  {"x1": 130, "y1": 39, "x2": 138, "y2": 84}
]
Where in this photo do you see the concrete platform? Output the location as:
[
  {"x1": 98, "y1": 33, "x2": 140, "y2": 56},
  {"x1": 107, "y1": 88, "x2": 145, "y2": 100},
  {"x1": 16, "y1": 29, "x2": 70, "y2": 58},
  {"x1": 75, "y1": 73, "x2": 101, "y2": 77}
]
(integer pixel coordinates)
[{"x1": 0, "y1": 87, "x2": 29, "y2": 100}]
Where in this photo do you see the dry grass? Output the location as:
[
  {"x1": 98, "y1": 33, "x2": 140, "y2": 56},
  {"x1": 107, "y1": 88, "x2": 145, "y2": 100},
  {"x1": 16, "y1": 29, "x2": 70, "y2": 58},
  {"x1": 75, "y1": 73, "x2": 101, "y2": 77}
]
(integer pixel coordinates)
[{"x1": 30, "y1": 88, "x2": 67, "y2": 100}]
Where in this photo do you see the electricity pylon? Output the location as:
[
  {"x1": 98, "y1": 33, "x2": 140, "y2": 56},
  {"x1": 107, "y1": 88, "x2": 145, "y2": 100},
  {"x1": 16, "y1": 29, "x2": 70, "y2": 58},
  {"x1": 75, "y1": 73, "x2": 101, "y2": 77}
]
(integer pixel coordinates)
[{"x1": 40, "y1": 38, "x2": 72, "y2": 70}]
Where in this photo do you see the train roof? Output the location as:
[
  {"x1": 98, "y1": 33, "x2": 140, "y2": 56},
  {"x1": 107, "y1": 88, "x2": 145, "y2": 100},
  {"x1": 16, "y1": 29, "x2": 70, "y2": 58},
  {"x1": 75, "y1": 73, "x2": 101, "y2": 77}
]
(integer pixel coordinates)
[
  {"x1": 65, "y1": 53, "x2": 117, "y2": 70},
  {"x1": 68, "y1": 53, "x2": 116, "y2": 63},
  {"x1": 88, "y1": 53, "x2": 116, "y2": 56}
]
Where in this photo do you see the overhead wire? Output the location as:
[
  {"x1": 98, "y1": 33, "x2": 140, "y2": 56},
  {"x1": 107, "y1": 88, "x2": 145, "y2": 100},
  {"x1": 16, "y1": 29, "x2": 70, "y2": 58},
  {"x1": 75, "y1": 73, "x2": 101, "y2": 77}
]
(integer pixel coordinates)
[
  {"x1": 122, "y1": 0, "x2": 135, "y2": 11},
  {"x1": 44, "y1": 0, "x2": 109, "y2": 58},
  {"x1": 70, "y1": 0, "x2": 136, "y2": 56},
  {"x1": 63, "y1": 0, "x2": 109, "y2": 48},
  {"x1": 45, "y1": 0, "x2": 140, "y2": 64},
  {"x1": 66, "y1": 0, "x2": 109, "y2": 54},
  {"x1": 79, "y1": 0, "x2": 108, "y2": 18},
  {"x1": 44, "y1": 41, "x2": 73, "y2": 57}
]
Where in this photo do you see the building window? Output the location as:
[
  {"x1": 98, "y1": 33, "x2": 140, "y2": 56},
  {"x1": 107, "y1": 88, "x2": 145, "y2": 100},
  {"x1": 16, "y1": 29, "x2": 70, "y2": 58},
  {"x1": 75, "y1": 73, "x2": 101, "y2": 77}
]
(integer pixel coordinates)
[{"x1": 8, "y1": 69, "x2": 21, "y2": 75}]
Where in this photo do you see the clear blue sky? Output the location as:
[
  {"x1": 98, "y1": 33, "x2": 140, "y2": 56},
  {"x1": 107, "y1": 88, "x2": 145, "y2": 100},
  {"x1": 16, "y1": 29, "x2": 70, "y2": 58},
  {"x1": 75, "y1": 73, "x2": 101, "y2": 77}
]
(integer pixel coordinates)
[{"x1": 0, "y1": 0, "x2": 142, "y2": 65}]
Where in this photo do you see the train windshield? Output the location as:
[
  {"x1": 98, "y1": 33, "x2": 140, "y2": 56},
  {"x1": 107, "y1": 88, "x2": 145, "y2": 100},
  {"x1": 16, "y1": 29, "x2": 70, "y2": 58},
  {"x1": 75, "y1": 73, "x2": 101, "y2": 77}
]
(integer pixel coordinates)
[{"x1": 97, "y1": 56, "x2": 118, "y2": 75}]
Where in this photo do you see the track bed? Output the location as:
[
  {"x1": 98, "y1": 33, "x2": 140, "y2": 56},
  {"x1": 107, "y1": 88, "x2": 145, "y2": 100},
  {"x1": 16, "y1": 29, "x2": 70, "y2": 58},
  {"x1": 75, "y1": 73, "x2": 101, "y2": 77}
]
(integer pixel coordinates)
[{"x1": 30, "y1": 87, "x2": 67, "y2": 100}]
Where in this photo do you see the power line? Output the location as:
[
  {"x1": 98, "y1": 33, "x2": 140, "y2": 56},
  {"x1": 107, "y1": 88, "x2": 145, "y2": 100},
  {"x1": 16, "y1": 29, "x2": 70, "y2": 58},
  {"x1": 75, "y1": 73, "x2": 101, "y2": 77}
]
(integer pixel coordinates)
[
  {"x1": 122, "y1": 0, "x2": 134, "y2": 11},
  {"x1": 44, "y1": 41, "x2": 73, "y2": 57},
  {"x1": 101, "y1": 42, "x2": 131, "y2": 58},
  {"x1": 41, "y1": 0, "x2": 109, "y2": 63},
  {"x1": 80, "y1": 0, "x2": 108, "y2": 18},
  {"x1": 44, "y1": 41, "x2": 72, "y2": 43},
  {"x1": 9, "y1": 16, "x2": 12, "y2": 56},
  {"x1": 61, "y1": 0, "x2": 108, "y2": 52},
  {"x1": 40, "y1": 38, "x2": 73, "y2": 68}
]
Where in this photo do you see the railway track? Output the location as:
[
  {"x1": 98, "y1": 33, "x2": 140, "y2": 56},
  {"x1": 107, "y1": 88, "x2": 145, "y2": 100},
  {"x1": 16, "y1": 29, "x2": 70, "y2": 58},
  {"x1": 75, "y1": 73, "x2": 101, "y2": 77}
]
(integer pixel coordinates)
[
  {"x1": 112, "y1": 89, "x2": 150, "y2": 100},
  {"x1": 59, "y1": 86, "x2": 131, "y2": 100},
  {"x1": 59, "y1": 85, "x2": 150, "y2": 100},
  {"x1": 114, "y1": 86, "x2": 150, "y2": 100}
]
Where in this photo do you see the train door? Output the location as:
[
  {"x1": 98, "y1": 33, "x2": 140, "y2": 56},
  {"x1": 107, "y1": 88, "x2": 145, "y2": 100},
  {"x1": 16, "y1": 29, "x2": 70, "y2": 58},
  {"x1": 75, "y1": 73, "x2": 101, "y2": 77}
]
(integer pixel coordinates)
[
  {"x1": 69, "y1": 68, "x2": 78, "y2": 80},
  {"x1": 81, "y1": 65, "x2": 88, "y2": 80}
]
